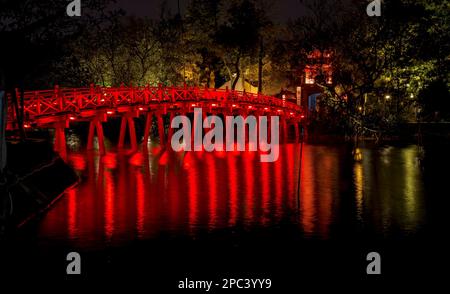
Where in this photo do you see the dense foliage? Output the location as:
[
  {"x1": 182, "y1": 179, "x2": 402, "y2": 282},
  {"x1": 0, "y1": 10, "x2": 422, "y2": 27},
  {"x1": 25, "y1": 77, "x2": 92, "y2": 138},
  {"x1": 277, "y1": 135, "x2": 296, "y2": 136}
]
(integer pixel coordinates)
[{"x1": 1, "y1": 0, "x2": 448, "y2": 136}]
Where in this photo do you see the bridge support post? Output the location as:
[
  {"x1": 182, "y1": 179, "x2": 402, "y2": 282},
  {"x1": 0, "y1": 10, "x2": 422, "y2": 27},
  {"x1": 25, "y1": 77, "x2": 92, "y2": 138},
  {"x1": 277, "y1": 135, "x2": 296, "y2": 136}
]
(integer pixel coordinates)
[
  {"x1": 118, "y1": 115, "x2": 138, "y2": 151},
  {"x1": 143, "y1": 112, "x2": 153, "y2": 148},
  {"x1": 157, "y1": 114, "x2": 165, "y2": 146},
  {"x1": 87, "y1": 119, "x2": 105, "y2": 155},
  {"x1": 54, "y1": 123, "x2": 67, "y2": 159},
  {"x1": 167, "y1": 112, "x2": 175, "y2": 145},
  {"x1": 281, "y1": 118, "x2": 288, "y2": 143}
]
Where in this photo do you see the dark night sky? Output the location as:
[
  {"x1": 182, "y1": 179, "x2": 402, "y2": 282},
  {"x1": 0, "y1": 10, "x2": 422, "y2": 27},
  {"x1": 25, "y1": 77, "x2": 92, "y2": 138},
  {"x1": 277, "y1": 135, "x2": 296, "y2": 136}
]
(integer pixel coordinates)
[{"x1": 114, "y1": 0, "x2": 308, "y2": 21}]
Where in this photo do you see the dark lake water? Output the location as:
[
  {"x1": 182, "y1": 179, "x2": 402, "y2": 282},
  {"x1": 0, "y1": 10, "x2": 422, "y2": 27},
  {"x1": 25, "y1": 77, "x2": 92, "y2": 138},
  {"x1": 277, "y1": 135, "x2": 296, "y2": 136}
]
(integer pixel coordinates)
[
  {"x1": 37, "y1": 143, "x2": 430, "y2": 245},
  {"x1": 3, "y1": 141, "x2": 449, "y2": 284}
]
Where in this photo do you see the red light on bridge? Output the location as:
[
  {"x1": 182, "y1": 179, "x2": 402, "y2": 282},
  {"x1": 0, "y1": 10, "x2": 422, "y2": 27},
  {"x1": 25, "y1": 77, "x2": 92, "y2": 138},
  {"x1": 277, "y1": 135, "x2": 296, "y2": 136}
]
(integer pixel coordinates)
[
  {"x1": 100, "y1": 99, "x2": 105, "y2": 102},
  {"x1": 212, "y1": 104, "x2": 217, "y2": 107},
  {"x1": 192, "y1": 104, "x2": 196, "y2": 107},
  {"x1": 277, "y1": 109, "x2": 282, "y2": 113},
  {"x1": 24, "y1": 124, "x2": 31, "y2": 128},
  {"x1": 232, "y1": 104, "x2": 237, "y2": 108},
  {"x1": 290, "y1": 112, "x2": 294, "y2": 115},
  {"x1": 264, "y1": 107, "x2": 268, "y2": 110},
  {"x1": 301, "y1": 115, "x2": 305, "y2": 119},
  {"x1": 69, "y1": 116, "x2": 76, "y2": 120},
  {"x1": 139, "y1": 107, "x2": 144, "y2": 111},
  {"x1": 248, "y1": 106, "x2": 252, "y2": 109},
  {"x1": 107, "y1": 111, "x2": 114, "y2": 115}
]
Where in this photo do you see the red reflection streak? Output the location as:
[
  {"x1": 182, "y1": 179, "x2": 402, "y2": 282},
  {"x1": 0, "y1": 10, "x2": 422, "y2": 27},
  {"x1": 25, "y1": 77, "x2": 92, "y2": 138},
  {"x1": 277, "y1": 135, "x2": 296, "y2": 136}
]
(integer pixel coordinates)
[
  {"x1": 286, "y1": 145, "x2": 295, "y2": 209},
  {"x1": 244, "y1": 152, "x2": 254, "y2": 224},
  {"x1": 77, "y1": 153, "x2": 97, "y2": 244},
  {"x1": 69, "y1": 154, "x2": 86, "y2": 171},
  {"x1": 300, "y1": 147, "x2": 315, "y2": 234},
  {"x1": 104, "y1": 168, "x2": 115, "y2": 241},
  {"x1": 183, "y1": 152, "x2": 193, "y2": 169},
  {"x1": 274, "y1": 146, "x2": 283, "y2": 219},
  {"x1": 227, "y1": 154, "x2": 238, "y2": 226},
  {"x1": 136, "y1": 165, "x2": 145, "y2": 238},
  {"x1": 187, "y1": 153, "x2": 198, "y2": 231},
  {"x1": 207, "y1": 154, "x2": 218, "y2": 229},
  {"x1": 261, "y1": 160, "x2": 270, "y2": 225},
  {"x1": 318, "y1": 153, "x2": 333, "y2": 237},
  {"x1": 102, "y1": 153, "x2": 117, "y2": 169},
  {"x1": 67, "y1": 189, "x2": 77, "y2": 239},
  {"x1": 159, "y1": 151, "x2": 169, "y2": 165},
  {"x1": 168, "y1": 159, "x2": 180, "y2": 231},
  {"x1": 129, "y1": 152, "x2": 144, "y2": 166}
]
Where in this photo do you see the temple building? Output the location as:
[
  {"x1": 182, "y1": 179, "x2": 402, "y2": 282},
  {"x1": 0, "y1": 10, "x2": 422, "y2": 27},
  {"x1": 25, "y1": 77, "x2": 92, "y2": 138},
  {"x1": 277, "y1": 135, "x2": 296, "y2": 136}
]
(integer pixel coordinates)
[{"x1": 296, "y1": 49, "x2": 334, "y2": 112}]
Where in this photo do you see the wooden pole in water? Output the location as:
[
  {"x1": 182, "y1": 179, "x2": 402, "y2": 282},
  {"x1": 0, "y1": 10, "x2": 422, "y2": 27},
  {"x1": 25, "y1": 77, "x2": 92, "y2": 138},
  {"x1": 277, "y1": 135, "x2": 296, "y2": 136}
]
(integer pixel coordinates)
[
  {"x1": 0, "y1": 91, "x2": 6, "y2": 174},
  {"x1": 296, "y1": 124, "x2": 304, "y2": 210},
  {"x1": 1, "y1": 90, "x2": 9, "y2": 233}
]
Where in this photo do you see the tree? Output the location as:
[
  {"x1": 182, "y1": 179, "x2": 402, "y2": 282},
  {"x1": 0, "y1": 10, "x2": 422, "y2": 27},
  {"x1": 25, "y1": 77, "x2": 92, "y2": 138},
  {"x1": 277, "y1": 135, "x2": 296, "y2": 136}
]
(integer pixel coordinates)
[
  {"x1": 215, "y1": 0, "x2": 263, "y2": 90},
  {"x1": 0, "y1": 0, "x2": 113, "y2": 138},
  {"x1": 289, "y1": 0, "x2": 449, "y2": 137}
]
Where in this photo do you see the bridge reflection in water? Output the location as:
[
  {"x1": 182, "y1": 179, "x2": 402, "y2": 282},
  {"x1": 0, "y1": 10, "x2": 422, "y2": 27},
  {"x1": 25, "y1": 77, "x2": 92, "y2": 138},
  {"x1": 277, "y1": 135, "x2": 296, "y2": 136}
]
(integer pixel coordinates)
[{"x1": 38, "y1": 143, "x2": 426, "y2": 248}]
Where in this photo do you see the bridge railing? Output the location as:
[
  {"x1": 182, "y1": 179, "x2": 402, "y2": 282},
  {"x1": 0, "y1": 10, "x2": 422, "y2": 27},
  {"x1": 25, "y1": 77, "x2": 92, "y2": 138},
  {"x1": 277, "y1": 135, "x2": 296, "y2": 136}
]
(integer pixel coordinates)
[{"x1": 8, "y1": 85, "x2": 303, "y2": 125}]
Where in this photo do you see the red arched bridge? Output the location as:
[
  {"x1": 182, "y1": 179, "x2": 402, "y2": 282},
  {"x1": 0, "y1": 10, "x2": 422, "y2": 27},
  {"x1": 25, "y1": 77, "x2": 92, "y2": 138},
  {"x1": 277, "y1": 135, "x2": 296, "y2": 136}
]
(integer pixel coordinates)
[{"x1": 6, "y1": 85, "x2": 304, "y2": 157}]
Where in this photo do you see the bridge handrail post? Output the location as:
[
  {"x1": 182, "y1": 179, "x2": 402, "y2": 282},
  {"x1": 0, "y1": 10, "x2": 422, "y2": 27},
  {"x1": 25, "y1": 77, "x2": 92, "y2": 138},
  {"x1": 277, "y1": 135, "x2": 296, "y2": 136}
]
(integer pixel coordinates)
[
  {"x1": 144, "y1": 84, "x2": 149, "y2": 104},
  {"x1": 172, "y1": 87, "x2": 176, "y2": 103},
  {"x1": 89, "y1": 84, "x2": 95, "y2": 108},
  {"x1": 36, "y1": 91, "x2": 40, "y2": 116},
  {"x1": 55, "y1": 85, "x2": 63, "y2": 112},
  {"x1": 225, "y1": 86, "x2": 229, "y2": 102},
  {"x1": 158, "y1": 84, "x2": 162, "y2": 102}
]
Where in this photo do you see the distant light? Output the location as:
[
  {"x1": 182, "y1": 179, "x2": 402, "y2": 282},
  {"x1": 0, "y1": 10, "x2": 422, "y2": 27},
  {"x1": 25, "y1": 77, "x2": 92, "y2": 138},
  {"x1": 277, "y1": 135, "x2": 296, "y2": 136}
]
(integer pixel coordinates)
[
  {"x1": 139, "y1": 107, "x2": 144, "y2": 111},
  {"x1": 104, "y1": 93, "x2": 107, "y2": 96},
  {"x1": 69, "y1": 116, "x2": 76, "y2": 120},
  {"x1": 232, "y1": 104, "x2": 237, "y2": 107},
  {"x1": 358, "y1": 106, "x2": 363, "y2": 111},
  {"x1": 277, "y1": 109, "x2": 282, "y2": 112},
  {"x1": 100, "y1": 99, "x2": 105, "y2": 102},
  {"x1": 410, "y1": 94, "x2": 414, "y2": 98},
  {"x1": 248, "y1": 106, "x2": 252, "y2": 109},
  {"x1": 264, "y1": 107, "x2": 268, "y2": 110},
  {"x1": 107, "y1": 111, "x2": 114, "y2": 115},
  {"x1": 290, "y1": 112, "x2": 294, "y2": 115},
  {"x1": 301, "y1": 115, "x2": 305, "y2": 119},
  {"x1": 24, "y1": 124, "x2": 31, "y2": 128},
  {"x1": 385, "y1": 95, "x2": 391, "y2": 100},
  {"x1": 212, "y1": 103, "x2": 217, "y2": 107},
  {"x1": 191, "y1": 104, "x2": 196, "y2": 107}
]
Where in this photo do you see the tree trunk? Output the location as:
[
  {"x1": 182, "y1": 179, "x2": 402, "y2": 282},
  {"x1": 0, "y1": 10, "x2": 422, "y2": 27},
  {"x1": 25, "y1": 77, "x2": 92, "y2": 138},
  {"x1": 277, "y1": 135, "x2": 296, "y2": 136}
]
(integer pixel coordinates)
[
  {"x1": 231, "y1": 57, "x2": 241, "y2": 90},
  {"x1": 258, "y1": 39, "x2": 264, "y2": 93}
]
